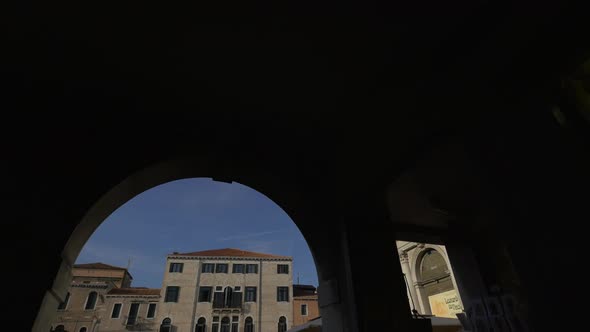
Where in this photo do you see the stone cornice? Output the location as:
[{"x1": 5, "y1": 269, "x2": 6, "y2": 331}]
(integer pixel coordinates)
[
  {"x1": 71, "y1": 283, "x2": 108, "y2": 289},
  {"x1": 106, "y1": 295, "x2": 160, "y2": 299},
  {"x1": 168, "y1": 255, "x2": 292, "y2": 262}
]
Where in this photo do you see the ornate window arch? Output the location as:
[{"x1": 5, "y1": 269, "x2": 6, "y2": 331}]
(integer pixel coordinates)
[
  {"x1": 244, "y1": 317, "x2": 253, "y2": 332},
  {"x1": 278, "y1": 316, "x2": 287, "y2": 332},
  {"x1": 196, "y1": 317, "x2": 206, "y2": 332}
]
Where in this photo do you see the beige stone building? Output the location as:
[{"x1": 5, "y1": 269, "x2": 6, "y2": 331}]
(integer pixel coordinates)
[
  {"x1": 51, "y1": 263, "x2": 131, "y2": 332},
  {"x1": 396, "y1": 241, "x2": 464, "y2": 318},
  {"x1": 51, "y1": 263, "x2": 161, "y2": 332},
  {"x1": 156, "y1": 248, "x2": 293, "y2": 332}
]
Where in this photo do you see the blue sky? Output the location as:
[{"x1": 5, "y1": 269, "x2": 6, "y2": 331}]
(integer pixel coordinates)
[{"x1": 76, "y1": 178, "x2": 318, "y2": 288}]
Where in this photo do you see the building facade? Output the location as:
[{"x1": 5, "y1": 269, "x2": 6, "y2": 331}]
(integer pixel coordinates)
[
  {"x1": 51, "y1": 263, "x2": 146, "y2": 332},
  {"x1": 291, "y1": 285, "x2": 319, "y2": 327},
  {"x1": 157, "y1": 248, "x2": 293, "y2": 332},
  {"x1": 396, "y1": 241, "x2": 464, "y2": 318},
  {"x1": 100, "y1": 288, "x2": 161, "y2": 331},
  {"x1": 53, "y1": 249, "x2": 298, "y2": 332}
]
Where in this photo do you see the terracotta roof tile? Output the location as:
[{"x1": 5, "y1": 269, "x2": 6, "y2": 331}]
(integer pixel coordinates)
[
  {"x1": 107, "y1": 288, "x2": 161, "y2": 296},
  {"x1": 74, "y1": 262, "x2": 126, "y2": 270},
  {"x1": 172, "y1": 248, "x2": 291, "y2": 259}
]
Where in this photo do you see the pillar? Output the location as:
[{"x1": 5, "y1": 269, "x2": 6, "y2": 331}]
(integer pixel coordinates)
[{"x1": 399, "y1": 252, "x2": 420, "y2": 315}]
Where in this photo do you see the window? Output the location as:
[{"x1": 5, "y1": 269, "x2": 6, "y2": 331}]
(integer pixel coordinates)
[
  {"x1": 245, "y1": 317, "x2": 254, "y2": 332},
  {"x1": 126, "y1": 303, "x2": 140, "y2": 326},
  {"x1": 245, "y1": 287, "x2": 257, "y2": 302},
  {"x1": 232, "y1": 264, "x2": 244, "y2": 273},
  {"x1": 277, "y1": 264, "x2": 289, "y2": 274},
  {"x1": 301, "y1": 304, "x2": 308, "y2": 316},
  {"x1": 196, "y1": 317, "x2": 206, "y2": 332},
  {"x1": 198, "y1": 286, "x2": 213, "y2": 302},
  {"x1": 165, "y1": 286, "x2": 180, "y2": 302},
  {"x1": 169, "y1": 262, "x2": 184, "y2": 273},
  {"x1": 231, "y1": 322, "x2": 238, "y2": 332},
  {"x1": 216, "y1": 263, "x2": 229, "y2": 273},
  {"x1": 202, "y1": 263, "x2": 215, "y2": 273},
  {"x1": 160, "y1": 318, "x2": 172, "y2": 332},
  {"x1": 214, "y1": 287, "x2": 242, "y2": 308},
  {"x1": 278, "y1": 316, "x2": 287, "y2": 332},
  {"x1": 111, "y1": 303, "x2": 122, "y2": 318},
  {"x1": 212, "y1": 318, "x2": 220, "y2": 332},
  {"x1": 79, "y1": 328, "x2": 87, "y2": 332},
  {"x1": 216, "y1": 286, "x2": 223, "y2": 291},
  {"x1": 245, "y1": 264, "x2": 258, "y2": 274},
  {"x1": 147, "y1": 303, "x2": 157, "y2": 318},
  {"x1": 221, "y1": 317, "x2": 230, "y2": 332},
  {"x1": 85, "y1": 291, "x2": 97, "y2": 310},
  {"x1": 54, "y1": 325, "x2": 65, "y2": 332},
  {"x1": 277, "y1": 287, "x2": 289, "y2": 302},
  {"x1": 232, "y1": 316, "x2": 239, "y2": 322},
  {"x1": 234, "y1": 286, "x2": 241, "y2": 291},
  {"x1": 224, "y1": 287, "x2": 234, "y2": 307},
  {"x1": 57, "y1": 292, "x2": 70, "y2": 310}
]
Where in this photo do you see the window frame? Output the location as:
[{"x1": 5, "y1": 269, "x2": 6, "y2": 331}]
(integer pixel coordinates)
[
  {"x1": 196, "y1": 317, "x2": 207, "y2": 332},
  {"x1": 216, "y1": 263, "x2": 229, "y2": 273},
  {"x1": 164, "y1": 286, "x2": 180, "y2": 303},
  {"x1": 245, "y1": 317, "x2": 254, "y2": 332},
  {"x1": 245, "y1": 264, "x2": 258, "y2": 274},
  {"x1": 202, "y1": 263, "x2": 215, "y2": 273},
  {"x1": 277, "y1": 264, "x2": 289, "y2": 274},
  {"x1": 111, "y1": 303, "x2": 123, "y2": 319},
  {"x1": 198, "y1": 286, "x2": 213, "y2": 302},
  {"x1": 126, "y1": 302, "x2": 141, "y2": 326},
  {"x1": 277, "y1": 287, "x2": 289, "y2": 302},
  {"x1": 84, "y1": 291, "x2": 98, "y2": 310},
  {"x1": 232, "y1": 264, "x2": 245, "y2": 273},
  {"x1": 169, "y1": 262, "x2": 184, "y2": 273},
  {"x1": 301, "y1": 304, "x2": 308, "y2": 316},
  {"x1": 245, "y1": 287, "x2": 257, "y2": 303},
  {"x1": 147, "y1": 303, "x2": 157, "y2": 319},
  {"x1": 278, "y1": 316, "x2": 287, "y2": 332}
]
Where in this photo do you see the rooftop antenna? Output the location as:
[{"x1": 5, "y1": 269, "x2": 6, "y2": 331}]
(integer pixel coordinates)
[
  {"x1": 127, "y1": 257, "x2": 132, "y2": 271},
  {"x1": 297, "y1": 272, "x2": 300, "y2": 284}
]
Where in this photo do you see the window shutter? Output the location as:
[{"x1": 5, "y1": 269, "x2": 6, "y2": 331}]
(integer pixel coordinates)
[
  {"x1": 231, "y1": 292, "x2": 242, "y2": 307},
  {"x1": 213, "y1": 292, "x2": 224, "y2": 308}
]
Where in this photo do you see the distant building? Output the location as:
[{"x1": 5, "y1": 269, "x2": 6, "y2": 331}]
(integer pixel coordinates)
[
  {"x1": 53, "y1": 248, "x2": 301, "y2": 332},
  {"x1": 396, "y1": 241, "x2": 464, "y2": 318},
  {"x1": 101, "y1": 287, "x2": 160, "y2": 331},
  {"x1": 157, "y1": 248, "x2": 293, "y2": 332},
  {"x1": 51, "y1": 263, "x2": 129, "y2": 332},
  {"x1": 291, "y1": 285, "x2": 319, "y2": 327}
]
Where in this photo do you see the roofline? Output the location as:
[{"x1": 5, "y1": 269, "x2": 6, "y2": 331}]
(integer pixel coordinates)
[{"x1": 167, "y1": 254, "x2": 292, "y2": 261}]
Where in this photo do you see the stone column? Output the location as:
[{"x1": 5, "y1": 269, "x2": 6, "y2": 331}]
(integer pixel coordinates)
[
  {"x1": 415, "y1": 284, "x2": 432, "y2": 315},
  {"x1": 399, "y1": 252, "x2": 420, "y2": 315}
]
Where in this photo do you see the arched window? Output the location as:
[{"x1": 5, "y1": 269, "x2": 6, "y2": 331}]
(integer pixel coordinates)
[
  {"x1": 160, "y1": 318, "x2": 172, "y2": 332},
  {"x1": 85, "y1": 291, "x2": 97, "y2": 310},
  {"x1": 224, "y1": 287, "x2": 233, "y2": 308},
  {"x1": 196, "y1": 317, "x2": 206, "y2": 332},
  {"x1": 54, "y1": 325, "x2": 65, "y2": 332},
  {"x1": 278, "y1": 316, "x2": 287, "y2": 332},
  {"x1": 79, "y1": 328, "x2": 87, "y2": 332},
  {"x1": 419, "y1": 249, "x2": 453, "y2": 297},
  {"x1": 57, "y1": 292, "x2": 70, "y2": 310},
  {"x1": 244, "y1": 317, "x2": 254, "y2": 332},
  {"x1": 220, "y1": 317, "x2": 230, "y2": 332}
]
